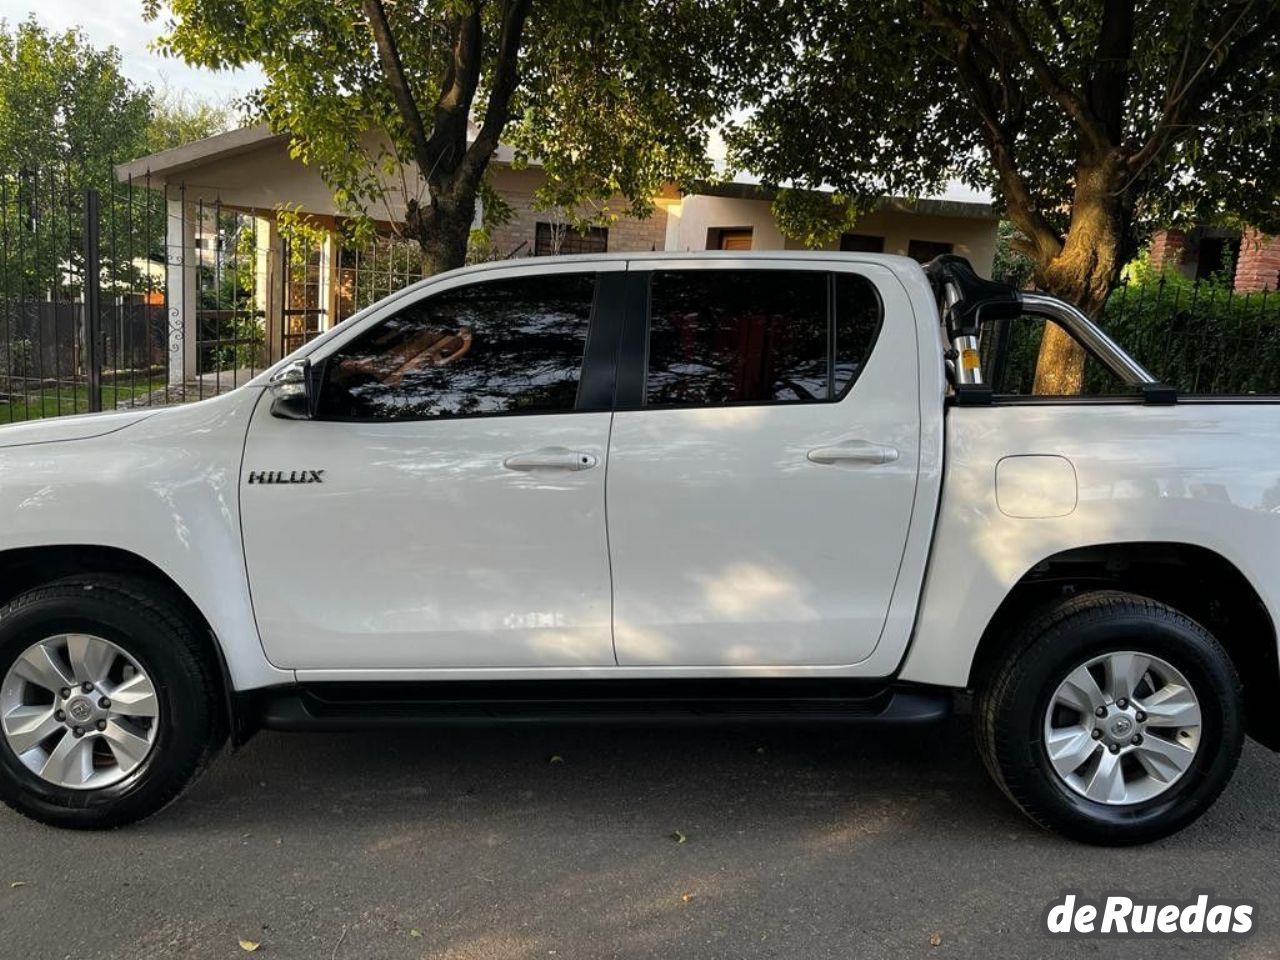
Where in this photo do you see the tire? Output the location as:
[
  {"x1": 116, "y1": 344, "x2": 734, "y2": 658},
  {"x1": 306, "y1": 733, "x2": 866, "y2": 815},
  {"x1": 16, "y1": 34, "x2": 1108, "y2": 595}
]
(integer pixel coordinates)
[
  {"x1": 975, "y1": 590, "x2": 1243, "y2": 845},
  {"x1": 0, "y1": 575, "x2": 224, "y2": 829}
]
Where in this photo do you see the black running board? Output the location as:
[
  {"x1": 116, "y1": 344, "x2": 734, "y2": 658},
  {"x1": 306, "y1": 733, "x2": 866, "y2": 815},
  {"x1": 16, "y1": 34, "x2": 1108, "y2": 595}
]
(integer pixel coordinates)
[{"x1": 252, "y1": 679, "x2": 952, "y2": 731}]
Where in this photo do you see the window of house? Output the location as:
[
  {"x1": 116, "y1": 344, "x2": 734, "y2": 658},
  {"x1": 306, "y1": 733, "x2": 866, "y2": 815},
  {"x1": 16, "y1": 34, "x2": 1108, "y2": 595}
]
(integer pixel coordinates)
[
  {"x1": 644, "y1": 270, "x2": 882, "y2": 407},
  {"x1": 907, "y1": 239, "x2": 953, "y2": 263},
  {"x1": 318, "y1": 273, "x2": 597, "y2": 420},
  {"x1": 840, "y1": 233, "x2": 885, "y2": 253},
  {"x1": 707, "y1": 228, "x2": 754, "y2": 251},
  {"x1": 534, "y1": 222, "x2": 608, "y2": 256}
]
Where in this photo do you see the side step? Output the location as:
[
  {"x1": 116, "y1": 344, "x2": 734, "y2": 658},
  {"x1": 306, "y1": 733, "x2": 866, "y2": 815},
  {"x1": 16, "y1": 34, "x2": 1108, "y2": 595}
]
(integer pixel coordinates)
[{"x1": 253, "y1": 679, "x2": 952, "y2": 730}]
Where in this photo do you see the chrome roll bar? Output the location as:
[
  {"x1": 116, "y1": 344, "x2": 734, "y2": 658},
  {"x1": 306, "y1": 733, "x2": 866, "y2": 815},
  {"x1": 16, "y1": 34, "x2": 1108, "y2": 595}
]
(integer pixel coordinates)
[{"x1": 1018, "y1": 292, "x2": 1157, "y2": 386}]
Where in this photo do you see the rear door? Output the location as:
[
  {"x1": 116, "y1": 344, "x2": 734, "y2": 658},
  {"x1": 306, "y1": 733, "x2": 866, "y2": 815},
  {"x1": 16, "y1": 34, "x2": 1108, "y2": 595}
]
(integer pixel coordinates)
[{"x1": 606, "y1": 260, "x2": 921, "y2": 667}]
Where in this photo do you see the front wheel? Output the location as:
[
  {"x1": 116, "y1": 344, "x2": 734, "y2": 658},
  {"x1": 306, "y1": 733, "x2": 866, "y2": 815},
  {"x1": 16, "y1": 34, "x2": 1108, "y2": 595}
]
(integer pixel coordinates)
[
  {"x1": 0, "y1": 576, "x2": 224, "y2": 829},
  {"x1": 976, "y1": 591, "x2": 1244, "y2": 845}
]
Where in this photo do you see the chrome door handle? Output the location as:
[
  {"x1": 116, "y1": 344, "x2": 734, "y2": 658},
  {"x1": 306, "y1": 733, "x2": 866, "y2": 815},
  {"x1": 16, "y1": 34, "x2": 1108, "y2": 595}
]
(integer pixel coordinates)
[
  {"x1": 807, "y1": 441, "x2": 900, "y2": 465},
  {"x1": 503, "y1": 447, "x2": 598, "y2": 472}
]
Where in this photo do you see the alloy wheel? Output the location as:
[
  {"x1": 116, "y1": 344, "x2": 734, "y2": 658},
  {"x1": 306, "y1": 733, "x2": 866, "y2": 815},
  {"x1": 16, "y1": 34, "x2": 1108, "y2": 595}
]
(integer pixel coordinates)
[
  {"x1": 1043, "y1": 650, "x2": 1202, "y2": 805},
  {"x1": 0, "y1": 634, "x2": 160, "y2": 790}
]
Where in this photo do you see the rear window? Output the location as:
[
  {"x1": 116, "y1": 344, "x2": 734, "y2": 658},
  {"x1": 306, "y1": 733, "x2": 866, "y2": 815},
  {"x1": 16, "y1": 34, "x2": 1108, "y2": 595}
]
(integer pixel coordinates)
[{"x1": 644, "y1": 269, "x2": 882, "y2": 407}]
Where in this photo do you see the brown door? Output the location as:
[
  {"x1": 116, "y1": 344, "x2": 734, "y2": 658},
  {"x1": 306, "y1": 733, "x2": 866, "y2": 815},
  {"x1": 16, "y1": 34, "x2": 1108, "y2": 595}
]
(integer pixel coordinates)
[{"x1": 716, "y1": 228, "x2": 754, "y2": 251}]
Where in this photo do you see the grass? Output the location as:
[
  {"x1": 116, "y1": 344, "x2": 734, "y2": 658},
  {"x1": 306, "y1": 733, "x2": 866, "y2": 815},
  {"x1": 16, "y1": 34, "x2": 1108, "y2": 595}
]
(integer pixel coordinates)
[{"x1": 0, "y1": 377, "x2": 168, "y2": 423}]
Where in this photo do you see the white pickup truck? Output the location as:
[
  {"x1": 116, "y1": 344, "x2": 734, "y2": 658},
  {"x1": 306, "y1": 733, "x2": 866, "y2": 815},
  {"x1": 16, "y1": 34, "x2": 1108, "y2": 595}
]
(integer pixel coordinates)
[{"x1": 0, "y1": 252, "x2": 1275, "y2": 844}]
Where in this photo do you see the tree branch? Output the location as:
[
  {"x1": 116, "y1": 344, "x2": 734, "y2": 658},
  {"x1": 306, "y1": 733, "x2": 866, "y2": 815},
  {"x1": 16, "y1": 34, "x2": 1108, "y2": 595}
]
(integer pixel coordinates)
[
  {"x1": 948, "y1": 30, "x2": 1063, "y2": 263},
  {"x1": 464, "y1": 0, "x2": 532, "y2": 176},
  {"x1": 990, "y1": 0, "x2": 1112, "y2": 152},
  {"x1": 1087, "y1": 0, "x2": 1135, "y2": 143},
  {"x1": 1125, "y1": 2, "x2": 1280, "y2": 178},
  {"x1": 363, "y1": 0, "x2": 434, "y2": 176}
]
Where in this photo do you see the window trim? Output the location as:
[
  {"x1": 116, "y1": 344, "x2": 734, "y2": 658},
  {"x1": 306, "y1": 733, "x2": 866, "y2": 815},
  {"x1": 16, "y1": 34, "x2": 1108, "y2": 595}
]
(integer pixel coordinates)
[
  {"x1": 309, "y1": 269, "x2": 623, "y2": 424},
  {"x1": 613, "y1": 266, "x2": 885, "y2": 412}
]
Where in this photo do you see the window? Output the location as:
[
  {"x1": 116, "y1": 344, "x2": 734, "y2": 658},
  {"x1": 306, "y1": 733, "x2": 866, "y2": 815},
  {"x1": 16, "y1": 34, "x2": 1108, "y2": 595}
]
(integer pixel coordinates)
[
  {"x1": 534, "y1": 222, "x2": 608, "y2": 256},
  {"x1": 644, "y1": 270, "x2": 882, "y2": 407},
  {"x1": 840, "y1": 233, "x2": 885, "y2": 253},
  {"x1": 318, "y1": 273, "x2": 597, "y2": 420},
  {"x1": 907, "y1": 239, "x2": 953, "y2": 263},
  {"x1": 708, "y1": 227, "x2": 754, "y2": 250}
]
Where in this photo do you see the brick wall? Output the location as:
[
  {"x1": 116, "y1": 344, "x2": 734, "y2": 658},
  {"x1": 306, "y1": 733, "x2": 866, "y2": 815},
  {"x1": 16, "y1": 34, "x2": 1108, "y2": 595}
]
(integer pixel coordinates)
[
  {"x1": 1234, "y1": 228, "x2": 1280, "y2": 293},
  {"x1": 1148, "y1": 228, "x2": 1187, "y2": 269},
  {"x1": 487, "y1": 174, "x2": 667, "y2": 259}
]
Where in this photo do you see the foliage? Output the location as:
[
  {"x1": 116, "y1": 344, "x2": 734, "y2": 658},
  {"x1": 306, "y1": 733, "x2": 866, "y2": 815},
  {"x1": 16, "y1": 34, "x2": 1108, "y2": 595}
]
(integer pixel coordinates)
[
  {"x1": 992, "y1": 221, "x2": 1035, "y2": 287},
  {"x1": 145, "y1": 86, "x2": 234, "y2": 153},
  {"x1": 769, "y1": 189, "x2": 866, "y2": 250},
  {"x1": 726, "y1": 1, "x2": 1280, "y2": 391},
  {"x1": 1101, "y1": 260, "x2": 1280, "y2": 395},
  {"x1": 0, "y1": 17, "x2": 151, "y2": 184},
  {"x1": 145, "y1": 0, "x2": 744, "y2": 272}
]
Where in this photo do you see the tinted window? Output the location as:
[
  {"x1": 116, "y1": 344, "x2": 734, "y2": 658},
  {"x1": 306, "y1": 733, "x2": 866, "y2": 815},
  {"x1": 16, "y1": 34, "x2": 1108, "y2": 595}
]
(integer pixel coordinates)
[
  {"x1": 644, "y1": 270, "x2": 881, "y2": 407},
  {"x1": 318, "y1": 273, "x2": 596, "y2": 419}
]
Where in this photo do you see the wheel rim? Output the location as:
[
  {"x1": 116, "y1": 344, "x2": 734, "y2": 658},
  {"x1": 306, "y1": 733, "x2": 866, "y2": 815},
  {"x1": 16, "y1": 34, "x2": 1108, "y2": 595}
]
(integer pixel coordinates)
[
  {"x1": 0, "y1": 634, "x2": 160, "y2": 790},
  {"x1": 1043, "y1": 650, "x2": 1202, "y2": 806}
]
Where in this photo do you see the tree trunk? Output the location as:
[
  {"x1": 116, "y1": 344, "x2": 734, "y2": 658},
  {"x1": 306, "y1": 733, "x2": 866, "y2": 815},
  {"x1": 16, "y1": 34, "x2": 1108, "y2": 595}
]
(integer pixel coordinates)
[
  {"x1": 1030, "y1": 155, "x2": 1128, "y2": 395},
  {"x1": 404, "y1": 185, "x2": 477, "y2": 277}
]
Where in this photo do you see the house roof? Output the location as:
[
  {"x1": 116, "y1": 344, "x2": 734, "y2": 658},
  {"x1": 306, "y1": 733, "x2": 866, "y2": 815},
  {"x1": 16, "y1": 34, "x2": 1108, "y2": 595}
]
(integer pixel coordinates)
[
  {"x1": 115, "y1": 125, "x2": 285, "y2": 183},
  {"x1": 115, "y1": 126, "x2": 997, "y2": 220},
  {"x1": 694, "y1": 180, "x2": 998, "y2": 220}
]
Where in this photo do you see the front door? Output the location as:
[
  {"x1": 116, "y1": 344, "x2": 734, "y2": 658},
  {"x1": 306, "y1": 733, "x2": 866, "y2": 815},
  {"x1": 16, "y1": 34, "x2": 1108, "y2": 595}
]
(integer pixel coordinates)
[
  {"x1": 606, "y1": 262, "x2": 921, "y2": 667},
  {"x1": 241, "y1": 264, "x2": 621, "y2": 671}
]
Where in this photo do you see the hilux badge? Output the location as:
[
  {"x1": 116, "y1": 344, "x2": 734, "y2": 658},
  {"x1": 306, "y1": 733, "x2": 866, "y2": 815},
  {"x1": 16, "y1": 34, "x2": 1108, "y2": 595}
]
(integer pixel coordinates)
[{"x1": 247, "y1": 470, "x2": 325, "y2": 485}]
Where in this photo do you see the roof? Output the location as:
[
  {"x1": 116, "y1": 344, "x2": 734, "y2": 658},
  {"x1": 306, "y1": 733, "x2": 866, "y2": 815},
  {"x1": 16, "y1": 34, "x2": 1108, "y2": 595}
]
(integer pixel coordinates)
[
  {"x1": 115, "y1": 125, "x2": 285, "y2": 183},
  {"x1": 694, "y1": 180, "x2": 998, "y2": 220}
]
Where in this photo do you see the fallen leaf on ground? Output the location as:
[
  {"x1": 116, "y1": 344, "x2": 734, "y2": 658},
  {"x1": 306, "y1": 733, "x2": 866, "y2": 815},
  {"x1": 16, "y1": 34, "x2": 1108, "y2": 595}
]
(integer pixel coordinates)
[
  {"x1": 9, "y1": 881, "x2": 27, "y2": 889},
  {"x1": 670, "y1": 830, "x2": 687, "y2": 844},
  {"x1": 238, "y1": 939, "x2": 261, "y2": 952},
  {"x1": 548, "y1": 755, "x2": 564, "y2": 764},
  {"x1": 410, "y1": 930, "x2": 422, "y2": 939},
  {"x1": 929, "y1": 932, "x2": 942, "y2": 947},
  {"x1": 680, "y1": 892, "x2": 694, "y2": 903}
]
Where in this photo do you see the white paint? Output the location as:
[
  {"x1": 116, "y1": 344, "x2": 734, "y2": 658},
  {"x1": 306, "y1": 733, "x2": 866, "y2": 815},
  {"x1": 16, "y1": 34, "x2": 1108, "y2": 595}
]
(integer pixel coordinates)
[
  {"x1": 995, "y1": 455, "x2": 1078, "y2": 518},
  {"x1": 0, "y1": 252, "x2": 1274, "y2": 698}
]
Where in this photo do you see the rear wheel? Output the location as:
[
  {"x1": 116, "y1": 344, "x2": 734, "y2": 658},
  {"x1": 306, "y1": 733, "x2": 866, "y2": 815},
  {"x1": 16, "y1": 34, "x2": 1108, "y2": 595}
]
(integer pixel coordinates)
[
  {"x1": 0, "y1": 576, "x2": 223, "y2": 829},
  {"x1": 976, "y1": 591, "x2": 1243, "y2": 845}
]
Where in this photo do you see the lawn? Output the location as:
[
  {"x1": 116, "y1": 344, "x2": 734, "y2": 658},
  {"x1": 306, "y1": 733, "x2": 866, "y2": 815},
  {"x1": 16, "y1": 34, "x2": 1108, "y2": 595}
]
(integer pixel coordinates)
[{"x1": 0, "y1": 378, "x2": 168, "y2": 423}]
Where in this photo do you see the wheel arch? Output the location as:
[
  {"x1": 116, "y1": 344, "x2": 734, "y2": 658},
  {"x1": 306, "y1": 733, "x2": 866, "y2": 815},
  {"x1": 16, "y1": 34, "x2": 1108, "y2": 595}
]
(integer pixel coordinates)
[
  {"x1": 0, "y1": 544, "x2": 246, "y2": 745},
  {"x1": 967, "y1": 541, "x2": 1280, "y2": 749}
]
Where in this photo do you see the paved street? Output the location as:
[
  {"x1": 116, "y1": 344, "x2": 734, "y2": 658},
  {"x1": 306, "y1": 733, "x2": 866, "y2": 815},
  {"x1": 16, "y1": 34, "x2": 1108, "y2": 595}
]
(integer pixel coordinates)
[{"x1": 1, "y1": 718, "x2": 1277, "y2": 959}]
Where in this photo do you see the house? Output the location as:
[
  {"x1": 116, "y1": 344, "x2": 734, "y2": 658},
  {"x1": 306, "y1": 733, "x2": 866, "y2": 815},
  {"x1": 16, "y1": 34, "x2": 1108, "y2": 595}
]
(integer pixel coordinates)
[
  {"x1": 115, "y1": 126, "x2": 998, "y2": 387},
  {"x1": 1148, "y1": 227, "x2": 1280, "y2": 292}
]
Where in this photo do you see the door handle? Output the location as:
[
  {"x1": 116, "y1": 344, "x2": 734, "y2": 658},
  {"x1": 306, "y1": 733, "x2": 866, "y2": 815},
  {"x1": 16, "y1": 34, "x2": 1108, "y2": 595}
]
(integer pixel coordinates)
[
  {"x1": 806, "y1": 441, "x2": 900, "y2": 465},
  {"x1": 503, "y1": 447, "x2": 598, "y2": 472}
]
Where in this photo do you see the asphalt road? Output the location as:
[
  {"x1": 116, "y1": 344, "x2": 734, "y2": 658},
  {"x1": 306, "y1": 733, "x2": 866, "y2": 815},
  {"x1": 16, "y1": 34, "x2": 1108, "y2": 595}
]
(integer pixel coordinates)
[{"x1": 1, "y1": 719, "x2": 1277, "y2": 960}]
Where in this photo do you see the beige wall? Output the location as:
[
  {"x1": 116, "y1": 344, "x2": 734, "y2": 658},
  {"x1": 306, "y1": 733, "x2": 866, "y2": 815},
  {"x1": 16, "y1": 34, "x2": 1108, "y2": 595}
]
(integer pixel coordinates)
[
  {"x1": 664, "y1": 195, "x2": 997, "y2": 276},
  {"x1": 486, "y1": 167, "x2": 668, "y2": 258}
]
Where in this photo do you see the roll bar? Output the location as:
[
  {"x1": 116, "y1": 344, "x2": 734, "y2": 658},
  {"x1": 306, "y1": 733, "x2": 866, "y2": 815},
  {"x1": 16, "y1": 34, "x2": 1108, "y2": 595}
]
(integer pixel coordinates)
[{"x1": 924, "y1": 255, "x2": 1164, "y2": 397}]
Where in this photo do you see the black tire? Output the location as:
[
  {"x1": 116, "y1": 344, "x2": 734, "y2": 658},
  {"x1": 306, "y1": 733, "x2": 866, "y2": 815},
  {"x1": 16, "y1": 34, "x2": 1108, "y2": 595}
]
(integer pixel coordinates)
[
  {"x1": 0, "y1": 576, "x2": 224, "y2": 829},
  {"x1": 975, "y1": 590, "x2": 1243, "y2": 845}
]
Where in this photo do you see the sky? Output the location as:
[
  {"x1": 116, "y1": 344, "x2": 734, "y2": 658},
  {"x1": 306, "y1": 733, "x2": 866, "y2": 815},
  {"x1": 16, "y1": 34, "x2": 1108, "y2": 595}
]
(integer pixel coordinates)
[{"x1": 0, "y1": 1, "x2": 264, "y2": 103}]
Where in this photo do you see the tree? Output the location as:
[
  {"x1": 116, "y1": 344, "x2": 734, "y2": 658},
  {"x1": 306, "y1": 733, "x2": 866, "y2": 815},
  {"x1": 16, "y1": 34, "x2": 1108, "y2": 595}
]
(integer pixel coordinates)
[
  {"x1": 146, "y1": 0, "x2": 739, "y2": 276},
  {"x1": 145, "y1": 86, "x2": 234, "y2": 153},
  {"x1": 0, "y1": 17, "x2": 151, "y2": 183},
  {"x1": 727, "y1": 1, "x2": 1280, "y2": 393}
]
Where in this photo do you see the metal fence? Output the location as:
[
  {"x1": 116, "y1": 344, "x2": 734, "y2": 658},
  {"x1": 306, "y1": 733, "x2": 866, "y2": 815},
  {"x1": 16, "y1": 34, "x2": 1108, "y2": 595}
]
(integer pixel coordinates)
[{"x1": 0, "y1": 165, "x2": 435, "y2": 423}]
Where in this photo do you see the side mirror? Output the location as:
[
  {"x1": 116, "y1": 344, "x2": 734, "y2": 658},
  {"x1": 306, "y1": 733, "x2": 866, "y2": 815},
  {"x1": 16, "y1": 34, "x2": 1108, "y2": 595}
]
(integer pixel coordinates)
[{"x1": 269, "y1": 359, "x2": 317, "y2": 419}]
